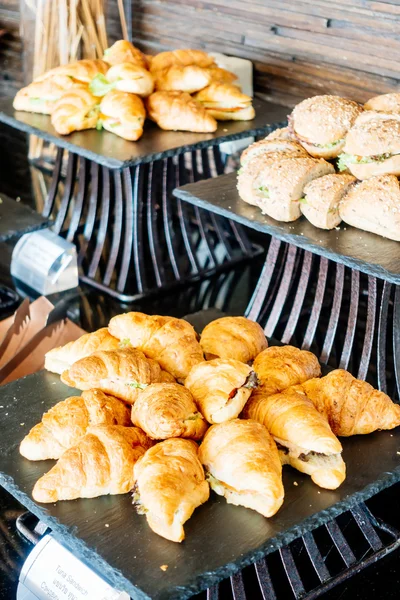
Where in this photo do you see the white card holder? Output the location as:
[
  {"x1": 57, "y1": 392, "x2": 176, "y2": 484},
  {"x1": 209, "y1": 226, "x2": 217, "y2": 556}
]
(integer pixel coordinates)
[{"x1": 17, "y1": 534, "x2": 130, "y2": 600}]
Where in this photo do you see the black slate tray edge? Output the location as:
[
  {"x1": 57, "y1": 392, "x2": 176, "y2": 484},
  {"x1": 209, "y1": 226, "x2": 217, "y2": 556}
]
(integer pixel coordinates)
[
  {"x1": 174, "y1": 175, "x2": 400, "y2": 285},
  {"x1": 0, "y1": 194, "x2": 51, "y2": 242},
  {"x1": 1, "y1": 455, "x2": 400, "y2": 600}
]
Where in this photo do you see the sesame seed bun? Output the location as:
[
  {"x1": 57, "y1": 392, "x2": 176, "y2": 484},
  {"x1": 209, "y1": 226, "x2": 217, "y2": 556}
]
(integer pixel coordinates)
[
  {"x1": 240, "y1": 139, "x2": 308, "y2": 165},
  {"x1": 264, "y1": 126, "x2": 294, "y2": 141},
  {"x1": 344, "y1": 155, "x2": 400, "y2": 180},
  {"x1": 296, "y1": 139, "x2": 346, "y2": 160},
  {"x1": 291, "y1": 95, "x2": 363, "y2": 157},
  {"x1": 340, "y1": 174, "x2": 400, "y2": 241},
  {"x1": 364, "y1": 92, "x2": 400, "y2": 114},
  {"x1": 302, "y1": 173, "x2": 356, "y2": 230}
]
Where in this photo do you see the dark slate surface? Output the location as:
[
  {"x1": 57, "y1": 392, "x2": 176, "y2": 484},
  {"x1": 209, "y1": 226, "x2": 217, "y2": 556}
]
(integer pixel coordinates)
[
  {"x1": 1, "y1": 370, "x2": 400, "y2": 600},
  {"x1": 0, "y1": 194, "x2": 50, "y2": 242},
  {"x1": 174, "y1": 172, "x2": 400, "y2": 284},
  {"x1": 0, "y1": 98, "x2": 287, "y2": 170}
]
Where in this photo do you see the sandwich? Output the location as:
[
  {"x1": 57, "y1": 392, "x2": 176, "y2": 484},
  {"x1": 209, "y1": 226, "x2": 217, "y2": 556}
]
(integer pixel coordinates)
[
  {"x1": 364, "y1": 92, "x2": 400, "y2": 114},
  {"x1": 301, "y1": 173, "x2": 356, "y2": 230},
  {"x1": 51, "y1": 87, "x2": 100, "y2": 135},
  {"x1": 339, "y1": 174, "x2": 400, "y2": 241},
  {"x1": 240, "y1": 138, "x2": 309, "y2": 166},
  {"x1": 154, "y1": 65, "x2": 211, "y2": 93},
  {"x1": 150, "y1": 49, "x2": 215, "y2": 73},
  {"x1": 13, "y1": 77, "x2": 78, "y2": 115},
  {"x1": 207, "y1": 66, "x2": 238, "y2": 85},
  {"x1": 290, "y1": 95, "x2": 363, "y2": 159},
  {"x1": 338, "y1": 116, "x2": 400, "y2": 178},
  {"x1": 264, "y1": 126, "x2": 295, "y2": 141},
  {"x1": 90, "y1": 63, "x2": 154, "y2": 98},
  {"x1": 103, "y1": 40, "x2": 148, "y2": 69},
  {"x1": 34, "y1": 59, "x2": 109, "y2": 85},
  {"x1": 146, "y1": 91, "x2": 217, "y2": 132},
  {"x1": 194, "y1": 83, "x2": 255, "y2": 121},
  {"x1": 98, "y1": 90, "x2": 146, "y2": 141}
]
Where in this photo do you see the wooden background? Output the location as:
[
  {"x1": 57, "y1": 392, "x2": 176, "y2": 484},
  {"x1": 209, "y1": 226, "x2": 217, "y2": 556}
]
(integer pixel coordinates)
[{"x1": 0, "y1": 0, "x2": 400, "y2": 196}]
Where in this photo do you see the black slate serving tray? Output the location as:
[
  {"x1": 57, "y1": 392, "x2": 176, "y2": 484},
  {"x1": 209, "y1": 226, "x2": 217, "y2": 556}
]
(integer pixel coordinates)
[
  {"x1": 1, "y1": 341, "x2": 400, "y2": 599},
  {"x1": 174, "y1": 172, "x2": 400, "y2": 284},
  {"x1": 0, "y1": 98, "x2": 287, "y2": 170},
  {"x1": 0, "y1": 194, "x2": 50, "y2": 242}
]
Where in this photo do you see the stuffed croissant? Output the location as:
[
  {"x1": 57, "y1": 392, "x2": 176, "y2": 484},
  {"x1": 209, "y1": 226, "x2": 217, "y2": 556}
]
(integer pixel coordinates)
[
  {"x1": 200, "y1": 316, "x2": 267, "y2": 362},
  {"x1": 243, "y1": 388, "x2": 345, "y2": 489},
  {"x1": 60, "y1": 347, "x2": 174, "y2": 404},
  {"x1": 133, "y1": 438, "x2": 209, "y2": 542},
  {"x1": 199, "y1": 419, "x2": 284, "y2": 517},
  {"x1": 146, "y1": 91, "x2": 217, "y2": 133},
  {"x1": 51, "y1": 86, "x2": 99, "y2": 135},
  {"x1": 108, "y1": 312, "x2": 203, "y2": 381},
  {"x1": 103, "y1": 40, "x2": 148, "y2": 69},
  {"x1": 131, "y1": 383, "x2": 208, "y2": 440},
  {"x1": 184, "y1": 359, "x2": 258, "y2": 424},
  {"x1": 301, "y1": 369, "x2": 400, "y2": 436},
  {"x1": 33, "y1": 424, "x2": 151, "y2": 503},
  {"x1": 20, "y1": 390, "x2": 130, "y2": 461},
  {"x1": 99, "y1": 90, "x2": 146, "y2": 141}
]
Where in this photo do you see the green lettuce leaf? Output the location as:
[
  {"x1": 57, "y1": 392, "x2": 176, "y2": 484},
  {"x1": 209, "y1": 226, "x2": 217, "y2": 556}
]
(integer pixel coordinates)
[
  {"x1": 258, "y1": 185, "x2": 270, "y2": 198},
  {"x1": 126, "y1": 382, "x2": 148, "y2": 390},
  {"x1": 89, "y1": 73, "x2": 116, "y2": 97},
  {"x1": 96, "y1": 119, "x2": 103, "y2": 131},
  {"x1": 298, "y1": 197, "x2": 307, "y2": 205}
]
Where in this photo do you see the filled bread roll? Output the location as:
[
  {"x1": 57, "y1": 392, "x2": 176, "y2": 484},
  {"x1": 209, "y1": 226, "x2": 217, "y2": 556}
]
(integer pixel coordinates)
[
  {"x1": 131, "y1": 383, "x2": 208, "y2": 440},
  {"x1": 194, "y1": 83, "x2": 255, "y2": 121},
  {"x1": 35, "y1": 59, "x2": 109, "y2": 84},
  {"x1": 301, "y1": 173, "x2": 356, "y2": 230},
  {"x1": 51, "y1": 87, "x2": 100, "y2": 135},
  {"x1": 364, "y1": 92, "x2": 400, "y2": 114},
  {"x1": 90, "y1": 63, "x2": 154, "y2": 98},
  {"x1": 339, "y1": 174, "x2": 400, "y2": 241},
  {"x1": 103, "y1": 40, "x2": 148, "y2": 69},
  {"x1": 184, "y1": 359, "x2": 257, "y2": 424},
  {"x1": 146, "y1": 91, "x2": 217, "y2": 132},
  {"x1": 240, "y1": 139, "x2": 308, "y2": 166},
  {"x1": 154, "y1": 65, "x2": 211, "y2": 93},
  {"x1": 133, "y1": 438, "x2": 209, "y2": 542},
  {"x1": 33, "y1": 424, "x2": 151, "y2": 503},
  {"x1": 20, "y1": 390, "x2": 130, "y2": 461},
  {"x1": 301, "y1": 369, "x2": 400, "y2": 436},
  {"x1": 99, "y1": 90, "x2": 146, "y2": 141},
  {"x1": 45, "y1": 328, "x2": 120, "y2": 374},
  {"x1": 13, "y1": 77, "x2": 79, "y2": 115},
  {"x1": 199, "y1": 419, "x2": 284, "y2": 517},
  {"x1": 150, "y1": 49, "x2": 215, "y2": 73},
  {"x1": 60, "y1": 347, "x2": 172, "y2": 404},
  {"x1": 200, "y1": 316, "x2": 267, "y2": 362},
  {"x1": 108, "y1": 311, "x2": 203, "y2": 381},
  {"x1": 253, "y1": 345, "x2": 321, "y2": 395},
  {"x1": 264, "y1": 126, "x2": 295, "y2": 141},
  {"x1": 207, "y1": 66, "x2": 238, "y2": 85},
  {"x1": 243, "y1": 388, "x2": 345, "y2": 490}
]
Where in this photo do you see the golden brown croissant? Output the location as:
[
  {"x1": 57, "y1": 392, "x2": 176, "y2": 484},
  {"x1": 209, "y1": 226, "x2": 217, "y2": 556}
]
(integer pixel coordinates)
[
  {"x1": 20, "y1": 390, "x2": 130, "y2": 461},
  {"x1": 60, "y1": 347, "x2": 170, "y2": 404},
  {"x1": 45, "y1": 328, "x2": 120, "y2": 374},
  {"x1": 184, "y1": 359, "x2": 257, "y2": 424},
  {"x1": 99, "y1": 90, "x2": 146, "y2": 141},
  {"x1": 51, "y1": 87, "x2": 99, "y2": 135},
  {"x1": 103, "y1": 40, "x2": 148, "y2": 69},
  {"x1": 93, "y1": 63, "x2": 154, "y2": 97},
  {"x1": 199, "y1": 419, "x2": 284, "y2": 517},
  {"x1": 300, "y1": 369, "x2": 400, "y2": 436},
  {"x1": 108, "y1": 312, "x2": 203, "y2": 381},
  {"x1": 133, "y1": 438, "x2": 209, "y2": 542},
  {"x1": 253, "y1": 346, "x2": 321, "y2": 396},
  {"x1": 35, "y1": 59, "x2": 109, "y2": 84},
  {"x1": 33, "y1": 424, "x2": 151, "y2": 503},
  {"x1": 207, "y1": 66, "x2": 238, "y2": 85},
  {"x1": 154, "y1": 65, "x2": 211, "y2": 93},
  {"x1": 200, "y1": 316, "x2": 268, "y2": 362},
  {"x1": 146, "y1": 91, "x2": 217, "y2": 133},
  {"x1": 13, "y1": 76, "x2": 80, "y2": 115},
  {"x1": 243, "y1": 388, "x2": 345, "y2": 489},
  {"x1": 193, "y1": 83, "x2": 255, "y2": 121},
  {"x1": 131, "y1": 383, "x2": 208, "y2": 440},
  {"x1": 150, "y1": 49, "x2": 215, "y2": 73}
]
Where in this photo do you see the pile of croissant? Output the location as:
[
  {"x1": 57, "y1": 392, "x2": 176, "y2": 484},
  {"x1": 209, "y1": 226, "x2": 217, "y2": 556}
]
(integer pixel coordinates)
[
  {"x1": 20, "y1": 312, "x2": 400, "y2": 543},
  {"x1": 13, "y1": 41, "x2": 255, "y2": 140}
]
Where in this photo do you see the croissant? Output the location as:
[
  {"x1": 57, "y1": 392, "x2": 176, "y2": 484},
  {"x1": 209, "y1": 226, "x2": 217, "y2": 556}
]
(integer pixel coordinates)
[
  {"x1": 243, "y1": 388, "x2": 345, "y2": 489},
  {"x1": 131, "y1": 383, "x2": 208, "y2": 440},
  {"x1": 103, "y1": 40, "x2": 148, "y2": 69},
  {"x1": 199, "y1": 419, "x2": 284, "y2": 517},
  {"x1": 146, "y1": 91, "x2": 217, "y2": 133},
  {"x1": 45, "y1": 328, "x2": 120, "y2": 374},
  {"x1": 150, "y1": 49, "x2": 215, "y2": 73},
  {"x1": 13, "y1": 76, "x2": 79, "y2": 115},
  {"x1": 51, "y1": 87, "x2": 99, "y2": 135},
  {"x1": 20, "y1": 390, "x2": 130, "y2": 461},
  {"x1": 253, "y1": 346, "x2": 321, "y2": 396},
  {"x1": 99, "y1": 90, "x2": 146, "y2": 141},
  {"x1": 300, "y1": 369, "x2": 400, "y2": 436},
  {"x1": 133, "y1": 438, "x2": 209, "y2": 542},
  {"x1": 108, "y1": 312, "x2": 204, "y2": 381},
  {"x1": 35, "y1": 59, "x2": 109, "y2": 84},
  {"x1": 200, "y1": 316, "x2": 268, "y2": 362},
  {"x1": 60, "y1": 347, "x2": 172, "y2": 404},
  {"x1": 154, "y1": 65, "x2": 211, "y2": 93},
  {"x1": 100, "y1": 63, "x2": 154, "y2": 97},
  {"x1": 184, "y1": 359, "x2": 257, "y2": 424},
  {"x1": 193, "y1": 83, "x2": 255, "y2": 121},
  {"x1": 207, "y1": 66, "x2": 238, "y2": 85},
  {"x1": 33, "y1": 424, "x2": 151, "y2": 503}
]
